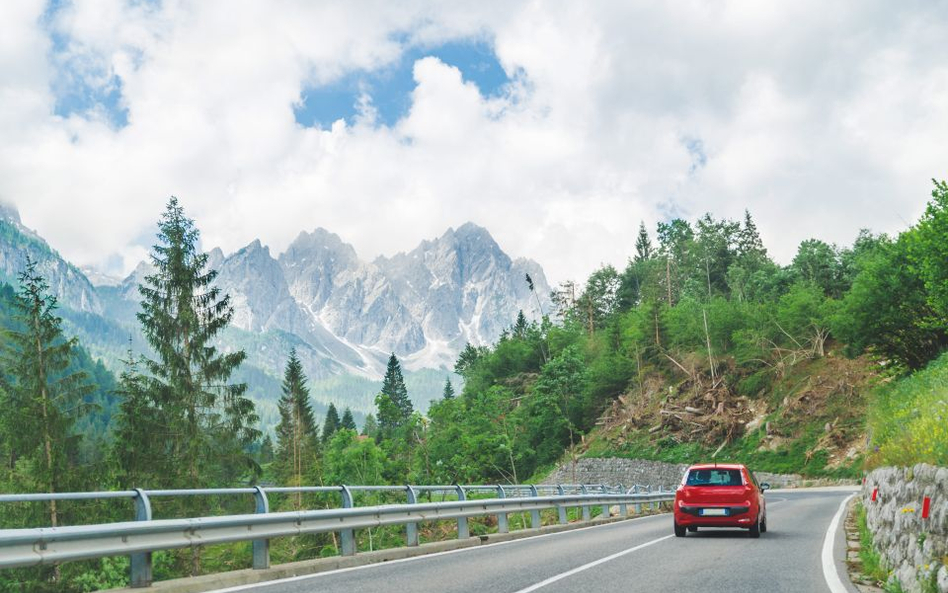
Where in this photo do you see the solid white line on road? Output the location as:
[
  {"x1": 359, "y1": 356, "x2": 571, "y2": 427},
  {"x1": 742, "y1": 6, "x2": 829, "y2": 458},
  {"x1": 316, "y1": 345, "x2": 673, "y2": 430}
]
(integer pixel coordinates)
[
  {"x1": 822, "y1": 493, "x2": 857, "y2": 593},
  {"x1": 202, "y1": 512, "x2": 670, "y2": 593},
  {"x1": 509, "y1": 534, "x2": 674, "y2": 593}
]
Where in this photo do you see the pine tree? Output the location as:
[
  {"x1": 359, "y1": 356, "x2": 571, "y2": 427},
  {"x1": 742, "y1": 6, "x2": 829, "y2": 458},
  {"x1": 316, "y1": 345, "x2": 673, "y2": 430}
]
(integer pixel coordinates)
[
  {"x1": 634, "y1": 221, "x2": 653, "y2": 262},
  {"x1": 2, "y1": 258, "x2": 93, "y2": 526},
  {"x1": 442, "y1": 377, "x2": 455, "y2": 400},
  {"x1": 513, "y1": 310, "x2": 528, "y2": 338},
  {"x1": 375, "y1": 353, "x2": 412, "y2": 438},
  {"x1": 124, "y1": 196, "x2": 259, "y2": 487},
  {"x1": 340, "y1": 408, "x2": 357, "y2": 431},
  {"x1": 112, "y1": 345, "x2": 157, "y2": 487},
  {"x1": 321, "y1": 403, "x2": 340, "y2": 444},
  {"x1": 274, "y1": 349, "x2": 319, "y2": 489},
  {"x1": 738, "y1": 210, "x2": 767, "y2": 261}
]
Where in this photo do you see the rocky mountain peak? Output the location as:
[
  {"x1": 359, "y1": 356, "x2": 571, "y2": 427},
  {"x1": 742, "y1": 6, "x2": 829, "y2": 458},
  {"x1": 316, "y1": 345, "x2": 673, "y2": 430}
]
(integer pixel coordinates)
[{"x1": 0, "y1": 202, "x2": 21, "y2": 225}]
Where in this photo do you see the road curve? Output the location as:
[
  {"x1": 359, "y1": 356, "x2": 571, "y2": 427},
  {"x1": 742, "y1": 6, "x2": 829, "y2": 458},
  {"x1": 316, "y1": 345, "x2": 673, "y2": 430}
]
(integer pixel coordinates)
[{"x1": 209, "y1": 488, "x2": 859, "y2": 593}]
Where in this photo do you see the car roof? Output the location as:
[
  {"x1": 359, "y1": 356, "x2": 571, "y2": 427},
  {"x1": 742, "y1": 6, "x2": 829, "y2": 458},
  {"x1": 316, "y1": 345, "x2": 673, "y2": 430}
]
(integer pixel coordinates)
[{"x1": 686, "y1": 463, "x2": 746, "y2": 470}]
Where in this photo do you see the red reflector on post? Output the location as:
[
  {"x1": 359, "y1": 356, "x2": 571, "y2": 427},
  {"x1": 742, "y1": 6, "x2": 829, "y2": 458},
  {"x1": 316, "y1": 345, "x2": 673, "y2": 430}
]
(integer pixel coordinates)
[
  {"x1": 871, "y1": 488, "x2": 878, "y2": 502},
  {"x1": 922, "y1": 497, "x2": 931, "y2": 519}
]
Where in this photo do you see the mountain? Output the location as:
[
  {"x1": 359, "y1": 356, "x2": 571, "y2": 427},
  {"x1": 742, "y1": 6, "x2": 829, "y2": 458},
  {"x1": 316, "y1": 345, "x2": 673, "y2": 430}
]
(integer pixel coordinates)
[
  {"x1": 0, "y1": 204, "x2": 551, "y2": 419},
  {"x1": 0, "y1": 203, "x2": 101, "y2": 314}
]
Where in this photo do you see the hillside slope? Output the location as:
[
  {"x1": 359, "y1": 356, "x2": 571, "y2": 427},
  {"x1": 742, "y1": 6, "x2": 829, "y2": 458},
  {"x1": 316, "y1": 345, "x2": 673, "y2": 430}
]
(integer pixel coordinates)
[{"x1": 580, "y1": 352, "x2": 879, "y2": 478}]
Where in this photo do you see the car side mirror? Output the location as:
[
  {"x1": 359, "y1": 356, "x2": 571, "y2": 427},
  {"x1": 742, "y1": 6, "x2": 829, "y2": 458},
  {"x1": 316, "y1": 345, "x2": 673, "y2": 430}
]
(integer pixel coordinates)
[{"x1": 760, "y1": 483, "x2": 771, "y2": 492}]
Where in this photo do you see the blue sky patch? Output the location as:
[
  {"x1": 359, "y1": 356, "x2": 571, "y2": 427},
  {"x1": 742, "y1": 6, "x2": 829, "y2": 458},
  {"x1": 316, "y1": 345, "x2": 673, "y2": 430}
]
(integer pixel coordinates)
[
  {"x1": 294, "y1": 39, "x2": 510, "y2": 129},
  {"x1": 43, "y1": 0, "x2": 130, "y2": 128}
]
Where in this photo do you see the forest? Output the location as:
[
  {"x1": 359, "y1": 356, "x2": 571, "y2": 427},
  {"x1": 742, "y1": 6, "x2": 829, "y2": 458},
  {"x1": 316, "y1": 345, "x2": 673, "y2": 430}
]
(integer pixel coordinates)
[{"x1": 1, "y1": 181, "x2": 947, "y2": 590}]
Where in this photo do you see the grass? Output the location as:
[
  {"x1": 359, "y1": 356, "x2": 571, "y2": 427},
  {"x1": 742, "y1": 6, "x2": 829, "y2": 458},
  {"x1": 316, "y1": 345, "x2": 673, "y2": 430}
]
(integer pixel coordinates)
[{"x1": 868, "y1": 351, "x2": 948, "y2": 468}]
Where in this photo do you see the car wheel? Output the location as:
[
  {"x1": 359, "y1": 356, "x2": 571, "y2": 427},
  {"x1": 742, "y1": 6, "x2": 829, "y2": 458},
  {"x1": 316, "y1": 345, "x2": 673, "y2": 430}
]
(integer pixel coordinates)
[
  {"x1": 674, "y1": 521, "x2": 686, "y2": 537},
  {"x1": 760, "y1": 517, "x2": 767, "y2": 533},
  {"x1": 748, "y1": 519, "x2": 761, "y2": 538},
  {"x1": 687, "y1": 526, "x2": 698, "y2": 532}
]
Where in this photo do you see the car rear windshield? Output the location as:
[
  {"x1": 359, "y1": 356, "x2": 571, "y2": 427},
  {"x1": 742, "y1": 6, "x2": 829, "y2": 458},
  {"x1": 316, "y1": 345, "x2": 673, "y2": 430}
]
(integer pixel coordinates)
[{"x1": 685, "y1": 469, "x2": 743, "y2": 487}]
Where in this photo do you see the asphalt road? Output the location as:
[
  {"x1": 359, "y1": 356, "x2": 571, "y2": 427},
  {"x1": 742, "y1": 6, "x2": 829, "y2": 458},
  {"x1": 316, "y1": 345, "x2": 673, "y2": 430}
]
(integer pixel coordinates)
[{"x1": 212, "y1": 488, "x2": 859, "y2": 593}]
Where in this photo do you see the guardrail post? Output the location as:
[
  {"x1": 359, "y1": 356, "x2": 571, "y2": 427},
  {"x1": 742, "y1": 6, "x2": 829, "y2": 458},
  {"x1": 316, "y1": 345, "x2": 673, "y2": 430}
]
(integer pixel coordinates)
[
  {"x1": 252, "y1": 486, "x2": 270, "y2": 569},
  {"x1": 455, "y1": 485, "x2": 469, "y2": 539},
  {"x1": 405, "y1": 486, "x2": 419, "y2": 546},
  {"x1": 130, "y1": 488, "x2": 153, "y2": 588},
  {"x1": 496, "y1": 486, "x2": 509, "y2": 533},
  {"x1": 580, "y1": 485, "x2": 591, "y2": 522},
  {"x1": 599, "y1": 484, "x2": 610, "y2": 518},
  {"x1": 633, "y1": 485, "x2": 642, "y2": 514},
  {"x1": 340, "y1": 485, "x2": 356, "y2": 556},
  {"x1": 556, "y1": 485, "x2": 568, "y2": 524},
  {"x1": 528, "y1": 485, "x2": 541, "y2": 529},
  {"x1": 646, "y1": 485, "x2": 652, "y2": 511},
  {"x1": 618, "y1": 484, "x2": 628, "y2": 516}
]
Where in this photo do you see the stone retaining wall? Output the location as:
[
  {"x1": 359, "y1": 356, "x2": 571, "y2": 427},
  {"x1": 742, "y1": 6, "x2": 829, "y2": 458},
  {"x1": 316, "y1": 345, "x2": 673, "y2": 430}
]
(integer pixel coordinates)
[
  {"x1": 864, "y1": 465, "x2": 948, "y2": 592},
  {"x1": 543, "y1": 457, "x2": 804, "y2": 491}
]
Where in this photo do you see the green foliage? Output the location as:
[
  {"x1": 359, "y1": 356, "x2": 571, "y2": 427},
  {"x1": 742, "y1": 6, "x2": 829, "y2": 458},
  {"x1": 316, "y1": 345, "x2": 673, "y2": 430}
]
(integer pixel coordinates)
[
  {"x1": 114, "y1": 197, "x2": 259, "y2": 488},
  {"x1": 273, "y1": 349, "x2": 320, "y2": 488},
  {"x1": 323, "y1": 429, "x2": 385, "y2": 485},
  {"x1": 375, "y1": 353, "x2": 412, "y2": 440},
  {"x1": 321, "y1": 403, "x2": 340, "y2": 444},
  {"x1": 868, "y1": 351, "x2": 948, "y2": 467},
  {"x1": 0, "y1": 258, "x2": 95, "y2": 513}
]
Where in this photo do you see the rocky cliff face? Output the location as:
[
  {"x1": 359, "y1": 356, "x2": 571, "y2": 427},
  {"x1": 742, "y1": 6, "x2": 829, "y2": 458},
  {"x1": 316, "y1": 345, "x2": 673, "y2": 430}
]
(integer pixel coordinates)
[{"x1": 0, "y1": 204, "x2": 102, "y2": 314}]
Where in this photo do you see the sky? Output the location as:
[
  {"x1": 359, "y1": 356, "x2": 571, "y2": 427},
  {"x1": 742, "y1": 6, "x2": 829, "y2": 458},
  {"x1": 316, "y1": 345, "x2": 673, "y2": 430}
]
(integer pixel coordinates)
[{"x1": 1, "y1": 1, "x2": 947, "y2": 285}]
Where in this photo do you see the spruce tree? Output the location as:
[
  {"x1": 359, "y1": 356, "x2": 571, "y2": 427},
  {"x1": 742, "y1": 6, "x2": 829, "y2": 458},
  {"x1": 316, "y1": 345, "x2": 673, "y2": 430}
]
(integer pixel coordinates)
[
  {"x1": 2, "y1": 258, "x2": 93, "y2": 526},
  {"x1": 340, "y1": 408, "x2": 357, "y2": 431},
  {"x1": 127, "y1": 196, "x2": 259, "y2": 487},
  {"x1": 274, "y1": 349, "x2": 319, "y2": 489},
  {"x1": 738, "y1": 209, "x2": 767, "y2": 261},
  {"x1": 442, "y1": 377, "x2": 455, "y2": 400},
  {"x1": 112, "y1": 345, "x2": 157, "y2": 487},
  {"x1": 634, "y1": 221, "x2": 653, "y2": 262},
  {"x1": 513, "y1": 310, "x2": 528, "y2": 338},
  {"x1": 375, "y1": 353, "x2": 412, "y2": 438},
  {"x1": 321, "y1": 403, "x2": 340, "y2": 444}
]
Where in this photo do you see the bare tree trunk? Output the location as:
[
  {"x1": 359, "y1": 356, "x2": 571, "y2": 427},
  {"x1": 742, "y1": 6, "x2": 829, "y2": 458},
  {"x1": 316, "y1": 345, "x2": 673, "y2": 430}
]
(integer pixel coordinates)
[
  {"x1": 703, "y1": 308, "x2": 716, "y2": 381},
  {"x1": 666, "y1": 256, "x2": 672, "y2": 306}
]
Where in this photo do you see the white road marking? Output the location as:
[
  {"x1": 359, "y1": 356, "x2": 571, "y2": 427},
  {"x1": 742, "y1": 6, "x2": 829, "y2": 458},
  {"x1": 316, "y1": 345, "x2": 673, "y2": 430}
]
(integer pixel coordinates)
[
  {"x1": 201, "y1": 512, "x2": 670, "y2": 593},
  {"x1": 510, "y1": 535, "x2": 674, "y2": 593},
  {"x1": 822, "y1": 493, "x2": 857, "y2": 593}
]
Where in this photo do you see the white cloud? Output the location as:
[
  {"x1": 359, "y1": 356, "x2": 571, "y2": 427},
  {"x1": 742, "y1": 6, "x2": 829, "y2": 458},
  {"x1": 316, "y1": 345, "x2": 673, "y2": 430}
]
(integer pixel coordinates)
[{"x1": 1, "y1": 0, "x2": 946, "y2": 284}]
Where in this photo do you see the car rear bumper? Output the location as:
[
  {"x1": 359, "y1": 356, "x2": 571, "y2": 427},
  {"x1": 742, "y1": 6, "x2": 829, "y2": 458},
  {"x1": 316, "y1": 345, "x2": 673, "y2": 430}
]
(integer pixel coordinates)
[{"x1": 674, "y1": 505, "x2": 757, "y2": 527}]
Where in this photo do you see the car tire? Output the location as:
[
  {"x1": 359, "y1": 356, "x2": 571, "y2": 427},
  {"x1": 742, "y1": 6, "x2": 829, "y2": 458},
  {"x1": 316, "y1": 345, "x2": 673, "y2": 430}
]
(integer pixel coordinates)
[
  {"x1": 687, "y1": 526, "x2": 698, "y2": 532},
  {"x1": 748, "y1": 519, "x2": 761, "y2": 538},
  {"x1": 760, "y1": 517, "x2": 767, "y2": 533},
  {"x1": 674, "y1": 521, "x2": 686, "y2": 537}
]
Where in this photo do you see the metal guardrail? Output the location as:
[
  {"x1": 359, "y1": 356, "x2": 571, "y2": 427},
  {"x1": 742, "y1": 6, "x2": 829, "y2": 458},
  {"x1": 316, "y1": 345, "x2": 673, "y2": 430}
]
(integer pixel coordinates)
[{"x1": 0, "y1": 483, "x2": 674, "y2": 587}]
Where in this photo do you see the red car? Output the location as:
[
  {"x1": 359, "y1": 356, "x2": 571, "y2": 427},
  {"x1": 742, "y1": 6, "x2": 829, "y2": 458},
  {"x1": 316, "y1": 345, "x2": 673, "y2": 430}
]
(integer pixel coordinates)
[{"x1": 673, "y1": 463, "x2": 769, "y2": 538}]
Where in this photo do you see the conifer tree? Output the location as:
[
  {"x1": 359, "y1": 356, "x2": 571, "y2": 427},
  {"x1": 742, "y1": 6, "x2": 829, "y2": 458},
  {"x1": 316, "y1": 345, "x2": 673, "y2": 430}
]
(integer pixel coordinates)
[
  {"x1": 340, "y1": 408, "x2": 357, "y2": 431},
  {"x1": 321, "y1": 403, "x2": 340, "y2": 444},
  {"x1": 375, "y1": 353, "x2": 412, "y2": 438},
  {"x1": 125, "y1": 196, "x2": 259, "y2": 487},
  {"x1": 442, "y1": 377, "x2": 455, "y2": 400},
  {"x1": 513, "y1": 310, "x2": 528, "y2": 338},
  {"x1": 112, "y1": 345, "x2": 158, "y2": 487},
  {"x1": 274, "y1": 349, "x2": 319, "y2": 489},
  {"x1": 737, "y1": 209, "x2": 767, "y2": 261},
  {"x1": 2, "y1": 258, "x2": 93, "y2": 526},
  {"x1": 634, "y1": 221, "x2": 653, "y2": 262}
]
